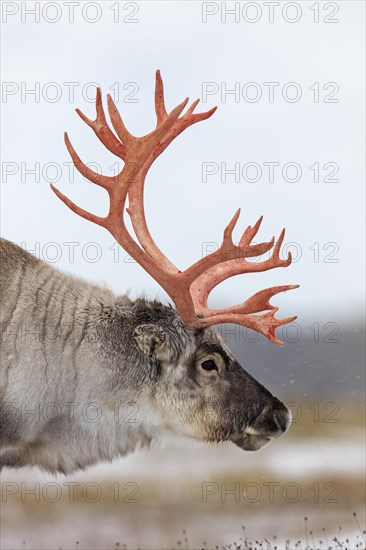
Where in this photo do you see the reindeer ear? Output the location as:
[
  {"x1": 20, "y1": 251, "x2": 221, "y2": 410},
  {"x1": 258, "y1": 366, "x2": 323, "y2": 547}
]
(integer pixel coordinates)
[{"x1": 133, "y1": 324, "x2": 168, "y2": 360}]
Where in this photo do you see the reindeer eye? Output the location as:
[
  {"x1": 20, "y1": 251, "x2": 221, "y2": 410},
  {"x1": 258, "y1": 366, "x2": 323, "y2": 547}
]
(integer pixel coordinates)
[{"x1": 201, "y1": 359, "x2": 218, "y2": 372}]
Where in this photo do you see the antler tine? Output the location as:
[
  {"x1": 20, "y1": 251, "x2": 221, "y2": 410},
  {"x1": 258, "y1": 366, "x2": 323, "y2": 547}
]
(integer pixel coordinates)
[
  {"x1": 64, "y1": 133, "x2": 114, "y2": 190},
  {"x1": 186, "y1": 98, "x2": 200, "y2": 114},
  {"x1": 201, "y1": 308, "x2": 298, "y2": 346},
  {"x1": 50, "y1": 183, "x2": 106, "y2": 227},
  {"x1": 174, "y1": 104, "x2": 218, "y2": 137},
  {"x1": 244, "y1": 285, "x2": 299, "y2": 314},
  {"x1": 273, "y1": 228, "x2": 292, "y2": 265},
  {"x1": 155, "y1": 69, "x2": 168, "y2": 124},
  {"x1": 76, "y1": 87, "x2": 104, "y2": 128},
  {"x1": 239, "y1": 215, "x2": 263, "y2": 247},
  {"x1": 76, "y1": 88, "x2": 127, "y2": 160},
  {"x1": 223, "y1": 208, "x2": 241, "y2": 246},
  {"x1": 205, "y1": 285, "x2": 300, "y2": 317},
  {"x1": 107, "y1": 94, "x2": 136, "y2": 148},
  {"x1": 237, "y1": 215, "x2": 276, "y2": 259},
  {"x1": 150, "y1": 97, "x2": 190, "y2": 145}
]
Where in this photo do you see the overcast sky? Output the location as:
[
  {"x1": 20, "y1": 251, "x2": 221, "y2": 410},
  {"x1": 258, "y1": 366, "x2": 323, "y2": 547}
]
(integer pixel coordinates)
[{"x1": 1, "y1": 1, "x2": 365, "y2": 330}]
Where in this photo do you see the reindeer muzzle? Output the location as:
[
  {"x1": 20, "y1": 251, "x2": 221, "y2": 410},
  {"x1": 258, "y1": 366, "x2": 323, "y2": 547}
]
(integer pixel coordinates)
[{"x1": 232, "y1": 401, "x2": 291, "y2": 451}]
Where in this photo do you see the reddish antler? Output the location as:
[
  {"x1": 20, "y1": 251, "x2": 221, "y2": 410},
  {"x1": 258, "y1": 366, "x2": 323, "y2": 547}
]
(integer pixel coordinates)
[{"x1": 51, "y1": 70, "x2": 298, "y2": 345}]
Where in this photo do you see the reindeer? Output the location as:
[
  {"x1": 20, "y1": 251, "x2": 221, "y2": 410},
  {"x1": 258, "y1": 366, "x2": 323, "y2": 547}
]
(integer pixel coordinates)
[{"x1": 0, "y1": 71, "x2": 298, "y2": 474}]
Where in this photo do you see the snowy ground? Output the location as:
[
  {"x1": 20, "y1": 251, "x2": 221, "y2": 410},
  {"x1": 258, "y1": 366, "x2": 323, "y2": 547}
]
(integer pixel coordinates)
[{"x1": 1, "y1": 418, "x2": 365, "y2": 550}]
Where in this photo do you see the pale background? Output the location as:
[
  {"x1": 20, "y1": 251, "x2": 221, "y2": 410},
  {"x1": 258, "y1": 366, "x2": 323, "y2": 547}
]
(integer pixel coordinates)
[{"x1": 1, "y1": 1, "x2": 365, "y2": 549}]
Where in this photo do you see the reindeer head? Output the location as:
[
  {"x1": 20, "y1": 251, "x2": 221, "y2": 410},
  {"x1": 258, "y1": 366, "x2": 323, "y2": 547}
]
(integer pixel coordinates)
[
  {"x1": 52, "y1": 70, "x2": 298, "y2": 451},
  {"x1": 120, "y1": 300, "x2": 291, "y2": 452}
]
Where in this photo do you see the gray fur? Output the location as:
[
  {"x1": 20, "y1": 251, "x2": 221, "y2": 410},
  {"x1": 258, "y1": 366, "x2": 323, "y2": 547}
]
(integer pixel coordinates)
[{"x1": 0, "y1": 237, "x2": 291, "y2": 474}]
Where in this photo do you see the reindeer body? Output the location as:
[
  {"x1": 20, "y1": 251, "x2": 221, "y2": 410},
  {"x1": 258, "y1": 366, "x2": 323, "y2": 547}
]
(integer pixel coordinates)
[
  {"x1": 0, "y1": 238, "x2": 290, "y2": 474},
  {"x1": 0, "y1": 71, "x2": 297, "y2": 473}
]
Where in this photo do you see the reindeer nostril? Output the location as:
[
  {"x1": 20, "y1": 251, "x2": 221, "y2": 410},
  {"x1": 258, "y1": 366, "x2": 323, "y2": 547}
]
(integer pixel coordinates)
[{"x1": 273, "y1": 410, "x2": 290, "y2": 433}]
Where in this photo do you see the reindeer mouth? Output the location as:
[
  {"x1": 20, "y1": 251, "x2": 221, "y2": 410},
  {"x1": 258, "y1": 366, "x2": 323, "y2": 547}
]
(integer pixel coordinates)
[
  {"x1": 231, "y1": 402, "x2": 292, "y2": 451},
  {"x1": 231, "y1": 432, "x2": 272, "y2": 451}
]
